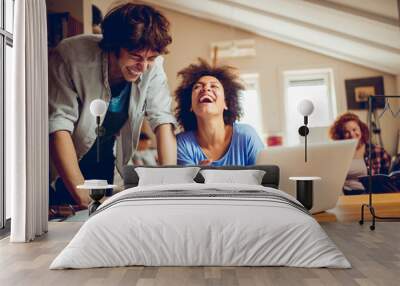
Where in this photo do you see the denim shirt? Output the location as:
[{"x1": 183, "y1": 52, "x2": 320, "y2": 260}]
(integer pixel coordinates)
[{"x1": 48, "y1": 34, "x2": 177, "y2": 183}]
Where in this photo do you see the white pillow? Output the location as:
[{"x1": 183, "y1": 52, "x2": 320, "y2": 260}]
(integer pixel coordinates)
[
  {"x1": 135, "y1": 167, "x2": 201, "y2": 186},
  {"x1": 200, "y1": 169, "x2": 266, "y2": 185}
]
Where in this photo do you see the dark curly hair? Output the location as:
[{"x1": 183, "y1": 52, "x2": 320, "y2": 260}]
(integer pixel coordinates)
[
  {"x1": 99, "y1": 2, "x2": 172, "y2": 55},
  {"x1": 175, "y1": 59, "x2": 244, "y2": 131},
  {"x1": 329, "y1": 112, "x2": 369, "y2": 144}
]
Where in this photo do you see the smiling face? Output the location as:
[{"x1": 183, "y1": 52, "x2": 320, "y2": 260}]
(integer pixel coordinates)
[
  {"x1": 117, "y1": 48, "x2": 159, "y2": 82},
  {"x1": 343, "y1": 120, "x2": 362, "y2": 141},
  {"x1": 191, "y1": 76, "x2": 227, "y2": 119}
]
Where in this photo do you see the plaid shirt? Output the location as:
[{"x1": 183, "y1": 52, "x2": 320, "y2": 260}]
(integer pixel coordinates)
[{"x1": 364, "y1": 144, "x2": 391, "y2": 175}]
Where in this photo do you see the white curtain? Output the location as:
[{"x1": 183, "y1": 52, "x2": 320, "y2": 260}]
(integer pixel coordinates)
[{"x1": 8, "y1": 0, "x2": 48, "y2": 242}]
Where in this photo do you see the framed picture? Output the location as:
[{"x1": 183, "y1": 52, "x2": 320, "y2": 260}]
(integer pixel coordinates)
[{"x1": 345, "y1": 76, "x2": 385, "y2": 110}]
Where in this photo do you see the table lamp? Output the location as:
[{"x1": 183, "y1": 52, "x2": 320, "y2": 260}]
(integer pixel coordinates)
[
  {"x1": 297, "y1": 99, "x2": 314, "y2": 162},
  {"x1": 90, "y1": 99, "x2": 107, "y2": 163}
]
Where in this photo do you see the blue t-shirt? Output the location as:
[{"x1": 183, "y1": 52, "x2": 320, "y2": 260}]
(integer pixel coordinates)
[
  {"x1": 177, "y1": 123, "x2": 265, "y2": 166},
  {"x1": 102, "y1": 82, "x2": 131, "y2": 137}
]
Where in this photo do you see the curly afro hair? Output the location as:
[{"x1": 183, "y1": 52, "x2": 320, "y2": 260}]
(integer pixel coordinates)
[
  {"x1": 329, "y1": 112, "x2": 369, "y2": 144},
  {"x1": 174, "y1": 59, "x2": 244, "y2": 131}
]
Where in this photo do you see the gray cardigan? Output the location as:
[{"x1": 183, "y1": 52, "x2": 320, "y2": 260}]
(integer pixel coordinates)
[{"x1": 48, "y1": 34, "x2": 177, "y2": 183}]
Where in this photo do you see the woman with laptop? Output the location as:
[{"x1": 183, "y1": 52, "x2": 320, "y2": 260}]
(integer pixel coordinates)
[
  {"x1": 174, "y1": 59, "x2": 264, "y2": 166},
  {"x1": 329, "y1": 112, "x2": 391, "y2": 195}
]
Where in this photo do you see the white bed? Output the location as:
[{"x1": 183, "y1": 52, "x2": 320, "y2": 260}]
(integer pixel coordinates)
[{"x1": 50, "y1": 183, "x2": 350, "y2": 269}]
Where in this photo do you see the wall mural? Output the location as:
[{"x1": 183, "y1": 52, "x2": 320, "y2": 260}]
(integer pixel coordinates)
[{"x1": 47, "y1": 1, "x2": 400, "y2": 220}]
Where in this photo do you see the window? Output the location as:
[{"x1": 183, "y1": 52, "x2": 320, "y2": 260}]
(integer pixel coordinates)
[
  {"x1": 283, "y1": 69, "x2": 337, "y2": 145},
  {"x1": 5, "y1": 0, "x2": 13, "y2": 33},
  {"x1": 239, "y1": 74, "x2": 264, "y2": 138},
  {"x1": 1, "y1": 0, "x2": 14, "y2": 231}
]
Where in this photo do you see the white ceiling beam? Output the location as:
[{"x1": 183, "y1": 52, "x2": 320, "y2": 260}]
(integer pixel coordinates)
[
  {"x1": 143, "y1": 0, "x2": 400, "y2": 74},
  {"x1": 317, "y1": 0, "x2": 399, "y2": 20},
  {"x1": 227, "y1": 0, "x2": 400, "y2": 50}
]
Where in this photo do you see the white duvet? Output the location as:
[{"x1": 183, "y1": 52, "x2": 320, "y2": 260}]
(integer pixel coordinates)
[{"x1": 50, "y1": 183, "x2": 350, "y2": 269}]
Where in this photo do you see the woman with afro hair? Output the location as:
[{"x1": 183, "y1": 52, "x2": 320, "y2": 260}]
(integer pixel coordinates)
[{"x1": 174, "y1": 59, "x2": 264, "y2": 166}]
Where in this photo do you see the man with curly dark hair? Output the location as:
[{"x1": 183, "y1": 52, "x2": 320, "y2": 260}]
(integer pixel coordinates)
[
  {"x1": 175, "y1": 59, "x2": 264, "y2": 166},
  {"x1": 48, "y1": 2, "x2": 177, "y2": 210}
]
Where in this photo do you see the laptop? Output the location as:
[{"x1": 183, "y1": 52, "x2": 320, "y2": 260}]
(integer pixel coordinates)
[
  {"x1": 256, "y1": 139, "x2": 357, "y2": 213},
  {"x1": 299, "y1": 126, "x2": 330, "y2": 144}
]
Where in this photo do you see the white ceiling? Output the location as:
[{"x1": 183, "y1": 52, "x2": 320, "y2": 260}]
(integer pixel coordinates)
[
  {"x1": 322, "y1": 0, "x2": 399, "y2": 20},
  {"x1": 142, "y1": 0, "x2": 400, "y2": 75}
]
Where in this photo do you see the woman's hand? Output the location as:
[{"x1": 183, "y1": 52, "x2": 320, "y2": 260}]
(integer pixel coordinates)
[{"x1": 199, "y1": 159, "x2": 213, "y2": 166}]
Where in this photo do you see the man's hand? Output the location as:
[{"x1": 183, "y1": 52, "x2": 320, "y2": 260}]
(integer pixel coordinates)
[
  {"x1": 75, "y1": 188, "x2": 91, "y2": 208},
  {"x1": 50, "y1": 130, "x2": 90, "y2": 207}
]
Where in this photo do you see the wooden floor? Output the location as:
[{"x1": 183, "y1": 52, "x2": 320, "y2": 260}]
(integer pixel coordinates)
[
  {"x1": 314, "y1": 193, "x2": 400, "y2": 223},
  {"x1": 1, "y1": 194, "x2": 400, "y2": 286}
]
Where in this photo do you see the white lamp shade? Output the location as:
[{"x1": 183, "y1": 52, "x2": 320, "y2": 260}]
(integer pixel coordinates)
[
  {"x1": 90, "y1": 99, "x2": 107, "y2": 116},
  {"x1": 297, "y1": 99, "x2": 314, "y2": 116}
]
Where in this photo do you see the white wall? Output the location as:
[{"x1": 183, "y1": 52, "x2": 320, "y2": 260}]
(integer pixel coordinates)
[{"x1": 83, "y1": 0, "x2": 92, "y2": 34}]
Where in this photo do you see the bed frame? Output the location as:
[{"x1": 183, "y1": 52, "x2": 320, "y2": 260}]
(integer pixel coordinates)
[{"x1": 122, "y1": 165, "x2": 280, "y2": 189}]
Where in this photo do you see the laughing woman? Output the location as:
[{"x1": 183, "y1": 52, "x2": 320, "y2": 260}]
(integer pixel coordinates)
[
  {"x1": 175, "y1": 59, "x2": 264, "y2": 166},
  {"x1": 329, "y1": 112, "x2": 391, "y2": 194}
]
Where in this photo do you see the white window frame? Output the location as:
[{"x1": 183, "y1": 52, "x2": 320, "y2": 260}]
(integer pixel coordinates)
[
  {"x1": 239, "y1": 73, "x2": 264, "y2": 138},
  {"x1": 283, "y1": 68, "x2": 337, "y2": 145}
]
